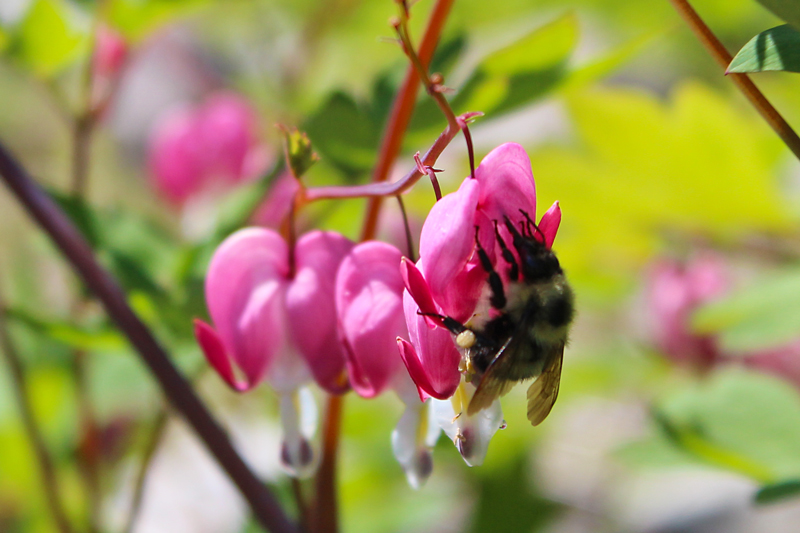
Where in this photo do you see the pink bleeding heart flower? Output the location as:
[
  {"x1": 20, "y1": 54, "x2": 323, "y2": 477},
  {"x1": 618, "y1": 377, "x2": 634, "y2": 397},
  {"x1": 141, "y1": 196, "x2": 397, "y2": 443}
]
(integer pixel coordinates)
[
  {"x1": 148, "y1": 92, "x2": 269, "y2": 205},
  {"x1": 195, "y1": 227, "x2": 353, "y2": 476},
  {"x1": 336, "y1": 242, "x2": 409, "y2": 398},
  {"x1": 398, "y1": 143, "x2": 561, "y2": 466},
  {"x1": 335, "y1": 241, "x2": 440, "y2": 488},
  {"x1": 644, "y1": 254, "x2": 729, "y2": 369}
]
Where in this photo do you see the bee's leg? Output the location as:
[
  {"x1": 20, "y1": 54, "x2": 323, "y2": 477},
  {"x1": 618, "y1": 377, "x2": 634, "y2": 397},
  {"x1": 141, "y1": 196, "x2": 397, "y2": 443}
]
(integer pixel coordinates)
[
  {"x1": 504, "y1": 215, "x2": 527, "y2": 253},
  {"x1": 519, "y1": 209, "x2": 545, "y2": 243},
  {"x1": 474, "y1": 226, "x2": 506, "y2": 309},
  {"x1": 493, "y1": 220, "x2": 519, "y2": 281},
  {"x1": 417, "y1": 311, "x2": 467, "y2": 335}
]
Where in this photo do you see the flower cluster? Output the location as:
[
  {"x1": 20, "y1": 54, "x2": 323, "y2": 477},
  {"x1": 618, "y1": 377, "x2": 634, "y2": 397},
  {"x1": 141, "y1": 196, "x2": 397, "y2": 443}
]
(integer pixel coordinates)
[{"x1": 196, "y1": 143, "x2": 562, "y2": 484}]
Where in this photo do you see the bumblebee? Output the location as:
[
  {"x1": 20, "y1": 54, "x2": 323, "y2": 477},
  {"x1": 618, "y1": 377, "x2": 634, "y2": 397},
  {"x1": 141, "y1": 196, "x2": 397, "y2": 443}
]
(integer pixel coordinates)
[{"x1": 439, "y1": 211, "x2": 574, "y2": 426}]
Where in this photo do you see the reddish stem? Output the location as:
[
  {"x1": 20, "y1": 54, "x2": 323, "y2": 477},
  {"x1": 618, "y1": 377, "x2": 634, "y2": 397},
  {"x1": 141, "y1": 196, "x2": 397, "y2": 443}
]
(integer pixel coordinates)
[
  {"x1": 668, "y1": 0, "x2": 800, "y2": 161},
  {"x1": 360, "y1": 0, "x2": 455, "y2": 241},
  {"x1": 312, "y1": 394, "x2": 344, "y2": 533}
]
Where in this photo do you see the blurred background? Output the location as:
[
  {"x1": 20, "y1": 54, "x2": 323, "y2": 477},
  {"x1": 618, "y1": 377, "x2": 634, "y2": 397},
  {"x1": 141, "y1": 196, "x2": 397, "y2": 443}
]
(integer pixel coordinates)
[{"x1": 3, "y1": 0, "x2": 800, "y2": 532}]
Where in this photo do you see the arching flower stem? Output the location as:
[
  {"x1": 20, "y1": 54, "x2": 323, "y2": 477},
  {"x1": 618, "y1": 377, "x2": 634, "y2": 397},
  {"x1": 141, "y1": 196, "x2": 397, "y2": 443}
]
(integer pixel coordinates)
[{"x1": 304, "y1": 111, "x2": 482, "y2": 203}]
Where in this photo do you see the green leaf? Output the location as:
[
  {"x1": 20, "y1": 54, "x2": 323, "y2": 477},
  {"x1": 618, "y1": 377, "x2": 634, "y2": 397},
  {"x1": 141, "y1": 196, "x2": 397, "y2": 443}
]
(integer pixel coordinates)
[
  {"x1": 451, "y1": 12, "x2": 578, "y2": 118},
  {"x1": 6, "y1": 308, "x2": 126, "y2": 352},
  {"x1": 756, "y1": 0, "x2": 800, "y2": 30},
  {"x1": 656, "y1": 370, "x2": 800, "y2": 480},
  {"x1": 728, "y1": 25, "x2": 800, "y2": 73},
  {"x1": 482, "y1": 13, "x2": 578, "y2": 77},
  {"x1": 0, "y1": 27, "x2": 9, "y2": 53},
  {"x1": 561, "y1": 27, "x2": 666, "y2": 92},
  {"x1": 107, "y1": 0, "x2": 208, "y2": 42},
  {"x1": 691, "y1": 269, "x2": 800, "y2": 352},
  {"x1": 11, "y1": 0, "x2": 88, "y2": 77},
  {"x1": 303, "y1": 92, "x2": 379, "y2": 177},
  {"x1": 652, "y1": 408, "x2": 775, "y2": 482},
  {"x1": 48, "y1": 189, "x2": 101, "y2": 248},
  {"x1": 755, "y1": 479, "x2": 800, "y2": 504},
  {"x1": 533, "y1": 82, "x2": 790, "y2": 293},
  {"x1": 469, "y1": 457, "x2": 562, "y2": 533},
  {"x1": 49, "y1": 188, "x2": 174, "y2": 299},
  {"x1": 427, "y1": 32, "x2": 467, "y2": 79}
]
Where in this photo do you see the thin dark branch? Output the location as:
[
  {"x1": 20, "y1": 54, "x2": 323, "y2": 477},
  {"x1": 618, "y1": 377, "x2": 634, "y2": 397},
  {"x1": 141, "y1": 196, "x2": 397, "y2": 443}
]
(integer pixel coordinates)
[
  {"x1": 668, "y1": 0, "x2": 800, "y2": 161},
  {"x1": 0, "y1": 141, "x2": 299, "y2": 533},
  {"x1": 0, "y1": 286, "x2": 75, "y2": 533}
]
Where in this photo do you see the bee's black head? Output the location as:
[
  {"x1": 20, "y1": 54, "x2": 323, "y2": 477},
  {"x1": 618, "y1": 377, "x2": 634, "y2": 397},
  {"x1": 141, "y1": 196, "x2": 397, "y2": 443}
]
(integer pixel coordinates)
[{"x1": 503, "y1": 213, "x2": 563, "y2": 282}]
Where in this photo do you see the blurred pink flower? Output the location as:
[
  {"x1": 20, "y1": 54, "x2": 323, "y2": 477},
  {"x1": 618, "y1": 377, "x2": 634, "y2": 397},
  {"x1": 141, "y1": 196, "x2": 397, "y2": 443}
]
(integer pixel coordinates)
[
  {"x1": 335, "y1": 241, "x2": 440, "y2": 488},
  {"x1": 148, "y1": 92, "x2": 270, "y2": 205},
  {"x1": 398, "y1": 143, "x2": 560, "y2": 466},
  {"x1": 644, "y1": 255, "x2": 729, "y2": 368},
  {"x1": 194, "y1": 228, "x2": 353, "y2": 476},
  {"x1": 90, "y1": 25, "x2": 128, "y2": 112},
  {"x1": 645, "y1": 255, "x2": 800, "y2": 387},
  {"x1": 93, "y1": 25, "x2": 128, "y2": 78}
]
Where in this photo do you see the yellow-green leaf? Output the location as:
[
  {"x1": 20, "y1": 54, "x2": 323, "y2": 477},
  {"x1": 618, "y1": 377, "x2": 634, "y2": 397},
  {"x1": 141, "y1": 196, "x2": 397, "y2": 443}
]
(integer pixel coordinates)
[{"x1": 14, "y1": 0, "x2": 88, "y2": 77}]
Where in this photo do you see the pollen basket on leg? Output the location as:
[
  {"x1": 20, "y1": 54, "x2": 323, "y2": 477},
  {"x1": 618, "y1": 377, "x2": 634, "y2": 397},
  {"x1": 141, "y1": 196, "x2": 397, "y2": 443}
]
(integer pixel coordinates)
[{"x1": 456, "y1": 329, "x2": 477, "y2": 349}]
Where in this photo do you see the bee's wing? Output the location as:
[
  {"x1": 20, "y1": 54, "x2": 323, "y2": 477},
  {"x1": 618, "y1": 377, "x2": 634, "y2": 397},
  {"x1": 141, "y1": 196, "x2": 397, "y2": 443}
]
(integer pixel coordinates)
[
  {"x1": 466, "y1": 335, "x2": 520, "y2": 416},
  {"x1": 526, "y1": 346, "x2": 564, "y2": 426}
]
